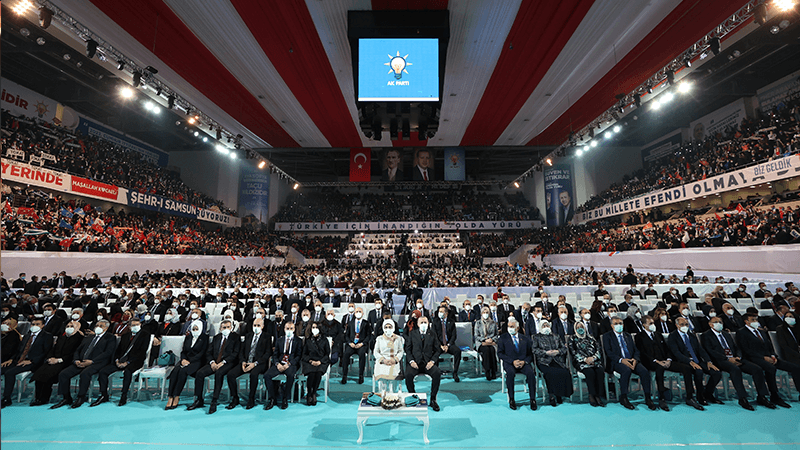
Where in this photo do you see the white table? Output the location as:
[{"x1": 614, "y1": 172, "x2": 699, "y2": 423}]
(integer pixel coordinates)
[{"x1": 356, "y1": 393, "x2": 429, "y2": 444}]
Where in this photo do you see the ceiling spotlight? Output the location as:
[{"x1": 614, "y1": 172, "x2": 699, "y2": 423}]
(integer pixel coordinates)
[
  {"x1": 662, "y1": 92, "x2": 675, "y2": 103},
  {"x1": 646, "y1": 84, "x2": 653, "y2": 94},
  {"x1": 193, "y1": 131, "x2": 199, "y2": 137},
  {"x1": 155, "y1": 86, "x2": 162, "y2": 96},
  {"x1": 13, "y1": 0, "x2": 33, "y2": 15},
  {"x1": 576, "y1": 149, "x2": 584, "y2": 157},
  {"x1": 216, "y1": 128, "x2": 222, "y2": 140},
  {"x1": 229, "y1": 152, "x2": 237, "y2": 160},
  {"x1": 132, "y1": 72, "x2": 142, "y2": 88},
  {"x1": 780, "y1": 19, "x2": 791, "y2": 29},
  {"x1": 203, "y1": 137, "x2": 208, "y2": 143},
  {"x1": 62, "y1": 53, "x2": 71, "y2": 61},
  {"x1": 732, "y1": 50, "x2": 741, "y2": 58},
  {"x1": 683, "y1": 55, "x2": 692, "y2": 68},
  {"x1": 36, "y1": 37, "x2": 46, "y2": 45},
  {"x1": 167, "y1": 95, "x2": 175, "y2": 109},
  {"x1": 119, "y1": 86, "x2": 134, "y2": 98},
  {"x1": 258, "y1": 160, "x2": 266, "y2": 169},
  {"x1": 709, "y1": 37, "x2": 721, "y2": 56},
  {"x1": 152, "y1": 106, "x2": 161, "y2": 114},
  {"x1": 188, "y1": 117, "x2": 196, "y2": 125},
  {"x1": 678, "y1": 81, "x2": 692, "y2": 93},
  {"x1": 39, "y1": 7, "x2": 53, "y2": 28},
  {"x1": 775, "y1": 0, "x2": 797, "y2": 12},
  {"x1": 546, "y1": 158, "x2": 553, "y2": 166},
  {"x1": 652, "y1": 100, "x2": 662, "y2": 110},
  {"x1": 666, "y1": 70, "x2": 675, "y2": 86},
  {"x1": 770, "y1": 25, "x2": 781, "y2": 34},
  {"x1": 605, "y1": 132, "x2": 613, "y2": 139},
  {"x1": 754, "y1": 2, "x2": 768, "y2": 25},
  {"x1": 293, "y1": 183, "x2": 300, "y2": 190},
  {"x1": 590, "y1": 140, "x2": 598, "y2": 148},
  {"x1": 144, "y1": 101, "x2": 154, "y2": 111},
  {"x1": 86, "y1": 39, "x2": 98, "y2": 58},
  {"x1": 116, "y1": 60, "x2": 124, "y2": 71},
  {"x1": 513, "y1": 181, "x2": 520, "y2": 188},
  {"x1": 633, "y1": 93, "x2": 641, "y2": 108},
  {"x1": 145, "y1": 66, "x2": 158, "y2": 74},
  {"x1": 20, "y1": 28, "x2": 30, "y2": 37},
  {"x1": 613, "y1": 125, "x2": 621, "y2": 133}
]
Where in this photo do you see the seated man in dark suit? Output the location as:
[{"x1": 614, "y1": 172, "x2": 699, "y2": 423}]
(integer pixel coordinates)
[
  {"x1": 736, "y1": 313, "x2": 800, "y2": 408},
  {"x1": 760, "y1": 292, "x2": 788, "y2": 311},
  {"x1": 1, "y1": 317, "x2": 53, "y2": 407},
  {"x1": 264, "y1": 321, "x2": 302, "y2": 410},
  {"x1": 404, "y1": 316, "x2": 442, "y2": 411},
  {"x1": 754, "y1": 282, "x2": 769, "y2": 299},
  {"x1": 432, "y1": 305, "x2": 461, "y2": 382},
  {"x1": 458, "y1": 299, "x2": 477, "y2": 323},
  {"x1": 497, "y1": 320, "x2": 537, "y2": 410},
  {"x1": 721, "y1": 302, "x2": 746, "y2": 332},
  {"x1": 643, "y1": 283, "x2": 658, "y2": 298},
  {"x1": 41, "y1": 303, "x2": 64, "y2": 335},
  {"x1": 673, "y1": 301, "x2": 705, "y2": 333},
  {"x1": 593, "y1": 283, "x2": 610, "y2": 300},
  {"x1": 623, "y1": 285, "x2": 643, "y2": 301},
  {"x1": 551, "y1": 305, "x2": 574, "y2": 340},
  {"x1": 767, "y1": 305, "x2": 790, "y2": 331},
  {"x1": 189, "y1": 319, "x2": 240, "y2": 414},
  {"x1": 51, "y1": 319, "x2": 115, "y2": 409},
  {"x1": 94, "y1": 318, "x2": 151, "y2": 407},
  {"x1": 601, "y1": 317, "x2": 655, "y2": 410},
  {"x1": 731, "y1": 284, "x2": 752, "y2": 300},
  {"x1": 577, "y1": 308, "x2": 600, "y2": 340},
  {"x1": 533, "y1": 293, "x2": 555, "y2": 321},
  {"x1": 667, "y1": 317, "x2": 723, "y2": 408},
  {"x1": 634, "y1": 315, "x2": 686, "y2": 411},
  {"x1": 341, "y1": 307, "x2": 371, "y2": 384},
  {"x1": 226, "y1": 318, "x2": 272, "y2": 410}
]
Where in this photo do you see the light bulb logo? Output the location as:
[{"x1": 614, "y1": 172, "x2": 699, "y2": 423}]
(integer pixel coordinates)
[{"x1": 385, "y1": 51, "x2": 412, "y2": 80}]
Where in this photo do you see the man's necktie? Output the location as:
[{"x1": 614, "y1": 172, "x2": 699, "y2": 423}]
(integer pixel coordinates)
[
  {"x1": 216, "y1": 337, "x2": 226, "y2": 363},
  {"x1": 687, "y1": 318, "x2": 695, "y2": 332},
  {"x1": 754, "y1": 329, "x2": 763, "y2": 341},
  {"x1": 18, "y1": 333, "x2": 35, "y2": 362},
  {"x1": 513, "y1": 335, "x2": 519, "y2": 351},
  {"x1": 683, "y1": 333, "x2": 699, "y2": 363},
  {"x1": 442, "y1": 321, "x2": 447, "y2": 344},
  {"x1": 83, "y1": 335, "x2": 99, "y2": 360},
  {"x1": 618, "y1": 334, "x2": 630, "y2": 359},
  {"x1": 423, "y1": 170, "x2": 428, "y2": 181},
  {"x1": 120, "y1": 333, "x2": 138, "y2": 363},
  {"x1": 248, "y1": 336, "x2": 258, "y2": 362}
]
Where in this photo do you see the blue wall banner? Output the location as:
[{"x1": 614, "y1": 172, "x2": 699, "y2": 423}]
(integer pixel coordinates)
[
  {"x1": 443, "y1": 147, "x2": 465, "y2": 181},
  {"x1": 76, "y1": 117, "x2": 169, "y2": 166},
  {"x1": 127, "y1": 190, "x2": 240, "y2": 226},
  {"x1": 544, "y1": 163, "x2": 574, "y2": 227},
  {"x1": 238, "y1": 167, "x2": 270, "y2": 227}
]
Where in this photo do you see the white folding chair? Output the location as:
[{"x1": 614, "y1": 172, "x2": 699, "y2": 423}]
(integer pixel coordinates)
[{"x1": 136, "y1": 336, "x2": 184, "y2": 401}]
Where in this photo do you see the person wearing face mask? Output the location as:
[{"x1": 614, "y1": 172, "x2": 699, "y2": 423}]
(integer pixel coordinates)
[
  {"x1": 551, "y1": 305, "x2": 575, "y2": 341},
  {"x1": 0, "y1": 318, "x2": 24, "y2": 394},
  {"x1": 94, "y1": 318, "x2": 152, "y2": 407},
  {"x1": 599, "y1": 306, "x2": 620, "y2": 335},
  {"x1": 302, "y1": 321, "x2": 330, "y2": 406},
  {"x1": 761, "y1": 291, "x2": 788, "y2": 311},
  {"x1": 180, "y1": 307, "x2": 207, "y2": 336},
  {"x1": 618, "y1": 293, "x2": 639, "y2": 312},
  {"x1": 311, "y1": 301, "x2": 326, "y2": 324},
  {"x1": 458, "y1": 300, "x2": 476, "y2": 324},
  {"x1": 668, "y1": 317, "x2": 724, "y2": 409},
  {"x1": 569, "y1": 321, "x2": 606, "y2": 407},
  {"x1": 319, "y1": 310, "x2": 343, "y2": 365},
  {"x1": 498, "y1": 320, "x2": 538, "y2": 410},
  {"x1": 298, "y1": 310, "x2": 313, "y2": 337},
  {"x1": 474, "y1": 306, "x2": 498, "y2": 380},
  {"x1": 165, "y1": 321, "x2": 209, "y2": 411},
  {"x1": 264, "y1": 322, "x2": 302, "y2": 410},
  {"x1": 736, "y1": 313, "x2": 800, "y2": 408},
  {"x1": 663, "y1": 287, "x2": 681, "y2": 314},
  {"x1": 731, "y1": 284, "x2": 752, "y2": 300},
  {"x1": 602, "y1": 317, "x2": 655, "y2": 410},
  {"x1": 699, "y1": 317, "x2": 761, "y2": 410},
  {"x1": 775, "y1": 311, "x2": 800, "y2": 367},
  {"x1": 401, "y1": 282, "x2": 423, "y2": 315},
  {"x1": 634, "y1": 316, "x2": 685, "y2": 411},
  {"x1": 6, "y1": 318, "x2": 55, "y2": 398},
  {"x1": 51, "y1": 319, "x2": 114, "y2": 409},
  {"x1": 29, "y1": 320, "x2": 84, "y2": 406},
  {"x1": 404, "y1": 316, "x2": 441, "y2": 411},
  {"x1": 673, "y1": 302, "x2": 703, "y2": 333},
  {"x1": 226, "y1": 318, "x2": 272, "y2": 410},
  {"x1": 531, "y1": 320, "x2": 573, "y2": 407},
  {"x1": 767, "y1": 305, "x2": 791, "y2": 331},
  {"x1": 367, "y1": 299, "x2": 385, "y2": 332},
  {"x1": 471, "y1": 295, "x2": 486, "y2": 317},
  {"x1": 576, "y1": 308, "x2": 600, "y2": 340},
  {"x1": 533, "y1": 294, "x2": 555, "y2": 321},
  {"x1": 341, "y1": 307, "x2": 371, "y2": 385},
  {"x1": 720, "y1": 302, "x2": 745, "y2": 332},
  {"x1": 622, "y1": 306, "x2": 647, "y2": 334},
  {"x1": 593, "y1": 283, "x2": 610, "y2": 300},
  {"x1": 432, "y1": 306, "x2": 461, "y2": 382},
  {"x1": 188, "y1": 319, "x2": 240, "y2": 414},
  {"x1": 373, "y1": 319, "x2": 405, "y2": 392}
]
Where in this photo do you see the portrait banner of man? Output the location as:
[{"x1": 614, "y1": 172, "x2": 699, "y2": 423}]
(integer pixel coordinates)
[
  {"x1": 381, "y1": 149, "x2": 404, "y2": 182},
  {"x1": 411, "y1": 148, "x2": 435, "y2": 181},
  {"x1": 544, "y1": 163, "x2": 574, "y2": 227}
]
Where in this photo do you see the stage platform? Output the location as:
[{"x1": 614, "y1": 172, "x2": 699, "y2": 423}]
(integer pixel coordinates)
[{"x1": 2, "y1": 375, "x2": 799, "y2": 450}]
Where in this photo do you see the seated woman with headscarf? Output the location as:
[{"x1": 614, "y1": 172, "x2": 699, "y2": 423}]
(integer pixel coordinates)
[
  {"x1": 166, "y1": 320, "x2": 207, "y2": 410},
  {"x1": 568, "y1": 321, "x2": 606, "y2": 407},
  {"x1": 373, "y1": 319, "x2": 405, "y2": 392},
  {"x1": 532, "y1": 320, "x2": 573, "y2": 406},
  {"x1": 474, "y1": 306, "x2": 499, "y2": 380}
]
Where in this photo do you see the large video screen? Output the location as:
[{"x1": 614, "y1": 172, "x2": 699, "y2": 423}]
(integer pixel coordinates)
[{"x1": 358, "y1": 38, "x2": 439, "y2": 102}]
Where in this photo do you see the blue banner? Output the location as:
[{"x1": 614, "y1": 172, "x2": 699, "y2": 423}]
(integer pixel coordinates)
[
  {"x1": 76, "y1": 117, "x2": 169, "y2": 166},
  {"x1": 443, "y1": 147, "x2": 465, "y2": 181},
  {"x1": 544, "y1": 163, "x2": 574, "y2": 227},
  {"x1": 238, "y1": 166, "x2": 270, "y2": 227},
  {"x1": 126, "y1": 190, "x2": 239, "y2": 226}
]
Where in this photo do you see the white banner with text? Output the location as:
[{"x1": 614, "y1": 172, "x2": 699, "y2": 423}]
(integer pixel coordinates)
[{"x1": 275, "y1": 220, "x2": 541, "y2": 232}]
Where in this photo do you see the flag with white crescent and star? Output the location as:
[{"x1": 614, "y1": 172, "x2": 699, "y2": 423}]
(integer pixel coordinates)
[{"x1": 349, "y1": 148, "x2": 371, "y2": 182}]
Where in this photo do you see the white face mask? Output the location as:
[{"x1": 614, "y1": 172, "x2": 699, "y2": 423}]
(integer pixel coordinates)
[
  {"x1": 482, "y1": 313, "x2": 490, "y2": 320},
  {"x1": 438, "y1": 312, "x2": 445, "y2": 319},
  {"x1": 747, "y1": 321, "x2": 760, "y2": 331},
  {"x1": 559, "y1": 313, "x2": 568, "y2": 321},
  {"x1": 327, "y1": 315, "x2": 335, "y2": 321},
  {"x1": 502, "y1": 299, "x2": 509, "y2": 304},
  {"x1": 302, "y1": 316, "x2": 310, "y2": 322},
  {"x1": 311, "y1": 327, "x2": 320, "y2": 336},
  {"x1": 725, "y1": 309, "x2": 734, "y2": 317},
  {"x1": 682, "y1": 309, "x2": 690, "y2": 316},
  {"x1": 635, "y1": 312, "x2": 642, "y2": 319},
  {"x1": 96, "y1": 315, "x2": 103, "y2": 322},
  {"x1": 708, "y1": 312, "x2": 717, "y2": 318},
  {"x1": 786, "y1": 318, "x2": 796, "y2": 326},
  {"x1": 647, "y1": 324, "x2": 656, "y2": 332},
  {"x1": 165, "y1": 314, "x2": 174, "y2": 322},
  {"x1": 189, "y1": 304, "x2": 197, "y2": 310},
  {"x1": 540, "y1": 327, "x2": 552, "y2": 335},
  {"x1": 315, "y1": 306, "x2": 322, "y2": 312},
  {"x1": 65, "y1": 327, "x2": 75, "y2": 336},
  {"x1": 94, "y1": 327, "x2": 103, "y2": 335},
  {"x1": 144, "y1": 315, "x2": 152, "y2": 322},
  {"x1": 348, "y1": 307, "x2": 355, "y2": 313},
  {"x1": 535, "y1": 312, "x2": 543, "y2": 319},
  {"x1": 253, "y1": 326, "x2": 262, "y2": 334},
  {"x1": 191, "y1": 313, "x2": 199, "y2": 320},
  {"x1": 285, "y1": 330, "x2": 294, "y2": 339},
  {"x1": 465, "y1": 305, "x2": 471, "y2": 310},
  {"x1": 72, "y1": 314, "x2": 80, "y2": 320},
  {"x1": 354, "y1": 312, "x2": 363, "y2": 319},
  {"x1": 221, "y1": 328, "x2": 231, "y2": 338},
  {"x1": 508, "y1": 327, "x2": 517, "y2": 335},
  {"x1": 384, "y1": 326, "x2": 394, "y2": 336},
  {"x1": 416, "y1": 304, "x2": 423, "y2": 310},
  {"x1": 375, "y1": 304, "x2": 382, "y2": 310},
  {"x1": 173, "y1": 303, "x2": 179, "y2": 308},
  {"x1": 43, "y1": 310, "x2": 52, "y2": 317},
  {"x1": 131, "y1": 325, "x2": 141, "y2": 334},
  {"x1": 419, "y1": 323, "x2": 429, "y2": 333},
  {"x1": 490, "y1": 306, "x2": 497, "y2": 312},
  {"x1": 255, "y1": 313, "x2": 264, "y2": 319},
  {"x1": 679, "y1": 326, "x2": 689, "y2": 334},
  {"x1": 191, "y1": 328, "x2": 202, "y2": 337},
  {"x1": 712, "y1": 322, "x2": 724, "y2": 332},
  {"x1": 583, "y1": 313, "x2": 591, "y2": 321},
  {"x1": 0, "y1": 324, "x2": 9, "y2": 332}
]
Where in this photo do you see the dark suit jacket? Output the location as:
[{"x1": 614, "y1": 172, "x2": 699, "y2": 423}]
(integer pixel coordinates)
[
  {"x1": 404, "y1": 329, "x2": 441, "y2": 366},
  {"x1": 14, "y1": 330, "x2": 53, "y2": 366},
  {"x1": 458, "y1": 309, "x2": 477, "y2": 324},
  {"x1": 736, "y1": 326, "x2": 778, "y2": 362},
  {"x1": 653, "y1": 317, "x2": 676, "y2": 334},
  {"x1": 206, "y1": 332, "x2": 241, "y2": 365},
  {"x1": 667, "y1": 331, "x2": 711, "y2": 365},
  {"x1": 533, "y1": 300, "x2": 556, "y2": 318},
  {"x1": 618, "y1": 301, "x2": 639, "y2": 311},
  {"x1": 602, "y1": 331, "x2": 640, "y2": 366},
  {"x1": 767, "y1": 315, "x2": 787, "y2": 331},
  {"x1": 552, "y1": 318, "x2": 574, "y2": 340},
  {"x1": 273, "y1": 335, "x2": 302, "y2": 367},
  {"x1": 775, "y1": 324, "x2": 800, "y2": 366},
  {"x1": 431, "y1": 318, "x2": 457, "y2": 346},
  {"x1": 760, "y1": 298, "x2": 789, "y2": 311},
  {"x1": 73, "y1": 332, "x2": 116, "y2": 367},
  {"x1": 42, "y1": 314, "x2": 65, "y2": 335},
  {"x1": 701, "y1": 329, "x2": 741, "y2": 363},
  {"x1": 623, "y1": 317, "x2": 647, "y2": 335},
  {"x1": 239, "y1": 331, "x2": 272, "y2": 366},
  {"x1": 635, "y1": 331, "x2": 671, "y2": 366},
  {"x1": 344, "y1": 319, "x2": 372, "y2": 346},
  {"x1": 497, "y1": 332, "x2": 533, "y2": 366},
  {"x1": 411, "y1": 165, "x2": 433, "y2": 181},
  {"x1": 722, "y1": 313, "x2": 745, "y2": 332},
  {"x1": 180, "y1": 334, "x2": 209, "y2": 364},
  {"x1": 116, "y1": 331, "x2": 151, "y2": 368}
]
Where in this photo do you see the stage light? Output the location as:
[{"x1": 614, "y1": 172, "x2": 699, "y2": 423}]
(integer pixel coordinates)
[
  {"x1": 202, "y1": 137, "x2": 208, "y2": 142},
  {"x1": 662, "y1": 92, "x2": 675, "y2": 103},
  {"x1": 167, "y1": 95, "x2": 175, "y2": 109},
  {"x1": 258, "y1": 160, "x2": 266, "y2": 169},
  {"x1": 651, "y1": 100, "x2": 662, "y2": 110},
  {"x1": 709, "y1": 37, "x2": 721, "y2": 55},
  {"x1": 576, "y1": 149, "x2": 584, "y2": 157},
  {"x1": 229, "y1": 152, "x2": 237, "y2": 160},
  {"x1": 132, "y1": 72, "x2": 142, "y2": 88},
  {"x1": 605, "y1": 132, "x2": 613, "y2": 139},
  {"x1": 754, "y1": 2, "x2": 768, "y2": 25},
  {"x1": 144, "y1": 101, "x2": 154, "y2": 111},
  {"x1": 546, "y1": 158, "x2": 553, "y2": 166},
  {"x1": 633, "y1": 93, "x2": 641, "y2": 108},
  {"x1": 684, "y1": 55, "x2": 692, "y2": 68},
  {"x1": 613, "y1": 125, "x2": 621, "y2": 133},
  {"x1": 216, "y1": 128, "x2": 222, "y2": 140},
  {"x1": 513, "y1": 181, "x2": 520, "y2": 188},
  {"x1": 775, "y1": 0, "x2": 797, "y2": 12},
  {"x1": 770, "y1": 25, "x2": 781, "y2": 34},
  {"x1": 590, "y1": 140, "x2": 598, "y2": 148},
  {"x1": 86, "y1": 39, "x2": 98, "y2": 58},
  {"x1": 666, "y1": 70, "x2": 675, "y2": 86},
  {"x1": 119, "y1": 86, "x2": 134, "y2": 98},
  {"x1": 152, "y1": 106, "x2": 161, "y2": 114},
  {"x1": 13, "y1": 1, "x2": 33, "y2": 15},
  {"x1": 678, "y1": 82, "x2": 692, "y2": 93},
  {"x1": 36, "y1": 37, "x2": 46, "y2": 45},
  {"x1": 39, "y1": 7, "x2": 53, "y2": 28},
  {"x1": 193, "y1": 131, "x2": 199, "y2": 137},
  {"x1": 293, "y1": 183, "x2": 300, "y2": 190},
  {"x1": 188, "y1": 117, "x2": 196, "y2": 125}
]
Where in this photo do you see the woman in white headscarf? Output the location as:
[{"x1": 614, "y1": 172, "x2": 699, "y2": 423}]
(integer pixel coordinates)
[
  {"x1": 373, "y1": 319, "x2": 404, "y2": 392},
  {"x1": 166, "y1": 320, "x2": 207, "y2": 410}
]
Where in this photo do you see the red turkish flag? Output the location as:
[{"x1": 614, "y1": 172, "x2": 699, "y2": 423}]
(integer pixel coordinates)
[{"x1": 349, "y1": 148, "x2": 371, "y2": 182}]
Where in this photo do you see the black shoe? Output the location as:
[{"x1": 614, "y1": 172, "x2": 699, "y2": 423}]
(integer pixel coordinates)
[
  {"x1": 658, "y1": 399, "x2": 670, "y2": 412},
  {"x1": 509, "y1": 400, "x2": 517, "y2": 410},
  {"x1": 166, "y1": 403, "x2": 178, "y2": 410},
  {"x1": 597, "y1": 397, "x2": 606, "y2": 407},
  {"x1": 645, "y1": 395, "x2": 657, "y2": 411},
  {"x1": 280, "y1": 400, "x2": 288, "y2": 410},
  {"x1": 706, "y1": 395, "x2": 724, "y2": 405},
  {"x1": 588, "y1": 395, "x2": 598, "y2": 407},
  {"x1": 70, "y1": 397, "x2": 85, "y2": 409},
  {"x1": 556, "y1": 396, "x2": 563, "y2": 404},
  {"x1": 358, "y1": 376, "x2": 364, "y2": 385},
  {"x1": 90, "y1": 395, "x2": 109, "y2": 407},
  {"x1": 311, "y1": 395, "x2": 318, "y2": 406},
  {"x1": 454, "y1": 373, "x2": 460, "y2": 383},
  {"x1": 340, "y1": 378, "x2": 347, "y2": 385},
  {"x1": 245, "y1": 400, "x2": 255, "y2": 410},
  {"x1": 264, "y1": 399, "x2": 276, "y2": 410},
  {"x1": 620, "y1": 396, "x2": 635, "y2": 410},
  {"x1": 430, "y1": 400, "x2": 440, "y2": 412},
  {"x1": 30, "y1": 399, "x2": 45, "y2": 407},
  {"x1": 697, "y1": 397, "x2": 709, "y2": 407},
  {"x1": 772, "y1": 397, "x2": 791, "y2": 409},
  {"x1": 686, "y1": 398, "x2": 705, "y2": 411},
  {"x1": 0, "y1": 398, "x2": 11, "y2": 408},
  {"x1": 208, "y1": 402, "x2": 217, "y2": 414},
  {"x1": 549, "y1": 395, "x2": 557, "y2": 407},
  {"x1": 186, "y1": 399, "x2": 204, "y2": 411},
  {"x1": 226, "y1": 399, "x2": 240, "y2": 410},
  {"x1": 50, "y1": 398, "x2": 72, "y2": 409},
  {"x1": 757, "y1": 396, "x2": 777, "y2": 409},
  {"x1": 118, "y1": 394, "x2": 128, "y2": 407},
  {"x1": 739, "y1": 399, "x2": 755, "y2": 411},
  {"x1": 530, "y1": 400, "x2": 538, "y2": 411}
]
